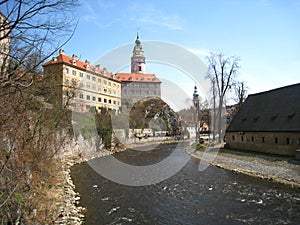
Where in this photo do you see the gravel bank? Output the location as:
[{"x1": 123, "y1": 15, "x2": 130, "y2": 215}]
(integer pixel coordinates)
[{"x1": 191, "y1": 148, "x2": 300, "y2": 188}]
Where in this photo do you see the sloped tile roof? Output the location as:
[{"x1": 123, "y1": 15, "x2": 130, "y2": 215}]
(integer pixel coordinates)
[
  {"x1": 43, "y1": 52, "x2": 120, "y2": 82},
  {"x1": 116, "y1": 73, "x2": 161, "y2": 83},
  {"x1": 226, "y1": 83, "x2": 300, "y2": 132}
]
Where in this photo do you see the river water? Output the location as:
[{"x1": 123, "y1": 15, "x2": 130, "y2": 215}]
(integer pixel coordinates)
[{"x1": 71, "y1": 143, "x2": 300, "y2": 224}]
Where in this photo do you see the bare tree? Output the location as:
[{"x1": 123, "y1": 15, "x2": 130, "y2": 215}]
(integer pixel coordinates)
[
  {"x1": 0, "y1": 1, "x2": 78, "y2": 223},
  {"x1": 0, "y1": 0, "x2": 78, "y2": 89},
  {"x1": 233, "y1": 81, "x2": 248, "y2": 107},
  {"x1": 206, "y1": 51, "x2": 240, "y2": 143}
]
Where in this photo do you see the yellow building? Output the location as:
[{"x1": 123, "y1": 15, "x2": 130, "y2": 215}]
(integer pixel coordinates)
[{"x1": 43, "y1": 50, "x2": 121, "y2": 112}]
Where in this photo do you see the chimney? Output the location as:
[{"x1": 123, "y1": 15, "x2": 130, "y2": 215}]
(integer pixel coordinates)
[
  {"x1": 59, "y1": 49, "x2": 65, "y2": 55},
  {"x1": 95, "y1": 64, "x2": 100, "y2": 69},
  {"x1": 72, "y1": 54, "x2": 78, "y2": 60},
  {"x1": 102, "y1": 67, "x2": 107, "y2": 76}
]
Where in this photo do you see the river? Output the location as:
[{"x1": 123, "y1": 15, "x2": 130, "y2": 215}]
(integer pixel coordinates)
[{"x1": 71, "y1": 142, "x2": 300, "y2": 224}]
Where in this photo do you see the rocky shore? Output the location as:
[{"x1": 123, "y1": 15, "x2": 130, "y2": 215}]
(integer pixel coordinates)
[{"x1": 191, "y1": 147, "x2": 300, "y2": 189}]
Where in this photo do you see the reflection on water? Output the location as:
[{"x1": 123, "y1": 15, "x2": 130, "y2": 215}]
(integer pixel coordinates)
[{"x1": 71, "y1": 143, "x2": 300, "y2": 225}]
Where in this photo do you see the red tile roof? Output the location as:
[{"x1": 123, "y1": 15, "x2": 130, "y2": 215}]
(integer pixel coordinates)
[
  {"x1": 43, "y1": 51, "x2": 120, "y2": 82},
  {"x1": 116, "y1": 73, "x2": 161, "y2": 83}
]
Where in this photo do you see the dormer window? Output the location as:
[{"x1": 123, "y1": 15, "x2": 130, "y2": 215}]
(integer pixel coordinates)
[{"x1": 72, "y1": 59, "x2": 76, "y2": 65}]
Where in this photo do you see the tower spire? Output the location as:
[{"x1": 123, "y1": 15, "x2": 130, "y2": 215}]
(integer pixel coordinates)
[{"x1": 131, "y1": 32, "x2": 145, "y2": 73}]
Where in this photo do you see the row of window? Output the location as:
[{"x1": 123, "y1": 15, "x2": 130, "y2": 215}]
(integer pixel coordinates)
[
  {"x1": 125, "y1": 83, "x2": 158, "y2": 88},
  {"x1": 123, "y1": 90, "x2": 157, "y2": 95},
  {"x1": 65, "y1": 80, "x2": 120, "y2": 96},
  {"x1": 66, "y1": 68, "x2": 119, "y2": 88},
  {"x1": 232, "y1": 135, "x2": 300, "y2": 145},
  {"x1": 77, "y1": 93, "x2": 120, "y2": 105}
]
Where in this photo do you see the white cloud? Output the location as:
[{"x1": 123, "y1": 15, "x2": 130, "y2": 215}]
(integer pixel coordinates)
[
  {"x1": 81, "y1": 0, "x2": 98, "y2": 22},
  {"x1": 128, "y1": 2, "x2": 184, "y2": 31},
  {"x1": 95, "y1": 0, "x2": 115, "y2": 9},
  {"x1": 187, "y1": 48, "x2": 211, "y2": 58}
]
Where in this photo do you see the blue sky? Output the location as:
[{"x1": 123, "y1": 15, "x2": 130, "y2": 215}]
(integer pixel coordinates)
[{"x1": 63, "y1": 0, "x2": 300, "y2": 105}]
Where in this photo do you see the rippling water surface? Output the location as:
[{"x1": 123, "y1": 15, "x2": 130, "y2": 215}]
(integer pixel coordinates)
[{"x1": 71, "y1": 143, "x2": 300, "y2": 224}]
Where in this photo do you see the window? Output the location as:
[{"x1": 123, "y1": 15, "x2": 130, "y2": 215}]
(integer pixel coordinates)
[
  {"x1": 104, "y1": 89, "x2": 107, "y2": 93},
  {"x1": 298, "y1": 138, "x2": 300, "y2": 145},
  {"x1": 98, "y1": 97, "x2": 101, "y2": 102},
  {"x1": 87, "y1": 95, "x2": 90, "y2": 100},
  {"x1": 92, "y1": 96, "x2": 96, "y2": 101},
  {"x1": 138, "y1": 66, "x2": 142, "y2": 71},
  {"x1": 66, "y1": 68, "x2": 69, "y2": 74},
  {"x1": 79, "y1": 93, "x2": 84, "y2": 99},
  {"x1": 98, "y1": 78, "x2": 101, "y2": 83},
  {"x1": 104, "y1": 80, "x2": 107, "y2": 85},
  {"x1": 104, "y1": 99, "x2": 107, "y2": 103},
  {"x1": 65, "y1": 79, "x2": 69, "y2": 85},
  {"x1": 87, "y1": 84, "x2": 90, "y2": 89},
  {"x1": 286, "y1": 138, "x2": 291, "y2": 144},
  {"x1": 79, "y1": 82, "x2": 83, "y2": 88},
  {"x1": 108, "y1": 82, "x2": 111, "y2": 86},
  {"x1": 241, "y1": 136, "x2": 244, "y2": 142},
  {"x1": 87, "y1": 74, "x2": 90, "y2": 80},
  {"x1": 72, "y1": 80, "x2": 77, "y2": 86},
  {"x1": 232, "y1": 135, "x2": 235, "y2": 141},
  {"x1": 108, "y1": 99, "x2": 112, "y2": 104},
  {"x1": 262, "y1": 137, "x2": 265, "y2": 143},
  {"x1": 275, "y1": 137, "x2": 278, "y2": 144},
  {"x1": 113, "y1": 100, "x2": 116, "y2": 104},
  {"x1": 251, "y1": 136, "x2": 254, "y2": 142},
  {"x1": 72, "y1": 70, "x2": 76, "y2": 76},
  {"x1": 80, "y1": 72, "x2": 84, "y2": 77},
  {"x1": 92, "y1": 86, "x2": 96, "y2": 90},
  {"x1": 86, "y1": 105, "x2": 90, "y2": 110},
  {"x1": 92, "y1": 76, "x2": 96, "y2": 81}
]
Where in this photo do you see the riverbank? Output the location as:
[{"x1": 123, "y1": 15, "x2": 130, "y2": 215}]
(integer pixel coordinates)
[{"x1": 191, "y1": 147, "x2": 300, "y2": 189}]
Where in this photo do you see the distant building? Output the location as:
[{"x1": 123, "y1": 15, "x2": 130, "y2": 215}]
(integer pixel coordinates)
[
  {"x1": 0, "y1": 12, "x2": 10, "y2": 72},
  {"x1": 43, "y1": 50, "x2": 121, "y2": 112},
  {"x1": 116, "y1": 34, "x2": 161, "y2": 101},
  {"x1": 225, "y1": 83, "x2": 300, "y2": 156}
]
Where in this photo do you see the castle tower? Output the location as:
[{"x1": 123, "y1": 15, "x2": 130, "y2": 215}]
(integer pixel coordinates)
[{"x1": 131, "y1": 33, "x2": 146, "y2": 74}]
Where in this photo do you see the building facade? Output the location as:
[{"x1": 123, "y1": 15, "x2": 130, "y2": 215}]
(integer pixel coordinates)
[
  {"x1": 43, "y1": 50, "x2": 121, "y2": 112},
  {"x1": 225, "y1": 83, "x2": 300, "y2": 156},
  {"x1": 116, "y1": 34, "x2": 161, "y2": 101}
]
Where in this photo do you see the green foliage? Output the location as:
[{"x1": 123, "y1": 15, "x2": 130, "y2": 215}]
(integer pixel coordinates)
[
  {"x1": 15, "y1": 194, "x2": 23, "y2": 202},
  {"x1": 95, "y1": 108, "x2": 113, "y2": 150},
  {"x1": 128, "y1": 97, "x2": 180, "y2": 135}
]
